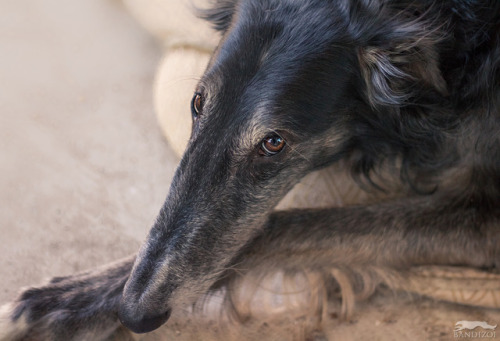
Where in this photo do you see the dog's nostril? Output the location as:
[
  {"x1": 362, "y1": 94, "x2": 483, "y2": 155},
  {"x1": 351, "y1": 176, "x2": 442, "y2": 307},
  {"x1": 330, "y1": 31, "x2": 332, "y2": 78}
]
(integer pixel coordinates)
[{"x1": 119, "y1": 307, "x2": 172, "y2": 334}]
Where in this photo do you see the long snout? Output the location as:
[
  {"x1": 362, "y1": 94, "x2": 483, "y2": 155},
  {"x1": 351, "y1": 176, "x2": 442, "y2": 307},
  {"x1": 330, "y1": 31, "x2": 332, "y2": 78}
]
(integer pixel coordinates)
[
  {"x1": 117, "y1": 212, "x2": 244, "y2": 333},
  {"x1": 117, "y1": 240, "x2": 175, "y2": 333},
  {"x1": 117, "y1": 222, "x2": 182, "y2": 333},
  {"x1": 117, "y1": 202, "x2": 268, "y2": 333}
]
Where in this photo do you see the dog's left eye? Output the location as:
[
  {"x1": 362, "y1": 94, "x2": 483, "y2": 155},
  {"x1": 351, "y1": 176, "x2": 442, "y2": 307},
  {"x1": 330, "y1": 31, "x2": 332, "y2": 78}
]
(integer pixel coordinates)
[
  {"x1": 191, "y1": 93, "x2": 204, "y2": 120},
  {"x1": 259, "y1": 134, "x2": 286, "y2": 156}
]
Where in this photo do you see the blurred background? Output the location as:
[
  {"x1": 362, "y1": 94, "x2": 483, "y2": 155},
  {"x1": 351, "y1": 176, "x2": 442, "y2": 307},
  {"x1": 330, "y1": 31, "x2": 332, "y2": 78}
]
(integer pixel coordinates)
[{"x1": 0, "y1": 0, "x2": 178, "y2": 303}]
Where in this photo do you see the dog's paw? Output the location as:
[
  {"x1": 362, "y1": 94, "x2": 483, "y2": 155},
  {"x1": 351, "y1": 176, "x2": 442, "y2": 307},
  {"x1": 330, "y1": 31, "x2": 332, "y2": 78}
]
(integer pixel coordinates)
[
  {"x1": 0, "y1": 302, "x2": 26, "y2": 341},
  {"x1": 1, "y1": 257, "x2": 133, "y2": 340},
  {"x1": 1, "y1": 275, "x2": 124, "y2": 341}
]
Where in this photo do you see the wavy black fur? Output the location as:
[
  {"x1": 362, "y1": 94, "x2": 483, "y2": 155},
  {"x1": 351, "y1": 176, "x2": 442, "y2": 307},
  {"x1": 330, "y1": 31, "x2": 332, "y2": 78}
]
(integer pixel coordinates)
[{"x1": 201, "y1": 0, "x2": 500, "y2": 197}]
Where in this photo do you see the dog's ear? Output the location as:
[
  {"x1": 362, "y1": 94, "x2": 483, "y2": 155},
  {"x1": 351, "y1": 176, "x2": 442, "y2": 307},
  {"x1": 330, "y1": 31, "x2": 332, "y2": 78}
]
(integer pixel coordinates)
[
  {"x1": 358, "y1": 17, "x2": 448, "y2": 108},
  {"x1": 197, "y1": 0, "x2": 237, "y2": 33}
]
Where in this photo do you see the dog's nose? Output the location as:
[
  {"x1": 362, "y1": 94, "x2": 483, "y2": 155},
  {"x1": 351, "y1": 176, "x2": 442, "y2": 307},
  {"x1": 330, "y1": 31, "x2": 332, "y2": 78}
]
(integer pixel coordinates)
[{"x1": 118, "y1": 305, "x2": 172, "y2": 334}]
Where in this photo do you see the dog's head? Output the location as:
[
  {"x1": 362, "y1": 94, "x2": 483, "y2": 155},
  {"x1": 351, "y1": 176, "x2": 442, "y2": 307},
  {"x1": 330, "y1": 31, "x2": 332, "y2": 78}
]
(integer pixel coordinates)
[{"x1": 119, "y1": 0, "x2": 449, "y2": 333}]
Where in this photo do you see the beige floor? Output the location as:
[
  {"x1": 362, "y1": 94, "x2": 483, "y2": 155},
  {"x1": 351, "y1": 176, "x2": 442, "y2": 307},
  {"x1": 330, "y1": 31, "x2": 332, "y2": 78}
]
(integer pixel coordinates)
[
  {"x1": 0, "y1": 0, "x2": 177, "y2": 303},
  {"x1": 1, "y1": 1, "x2": 499, "y2": 340}
]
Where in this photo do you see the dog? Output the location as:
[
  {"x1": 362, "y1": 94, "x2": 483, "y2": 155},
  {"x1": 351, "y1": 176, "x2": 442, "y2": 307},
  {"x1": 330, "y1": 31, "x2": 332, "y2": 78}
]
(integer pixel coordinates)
[{"x1": 1, "y1": 0, "x2": 499, "y2": 339}]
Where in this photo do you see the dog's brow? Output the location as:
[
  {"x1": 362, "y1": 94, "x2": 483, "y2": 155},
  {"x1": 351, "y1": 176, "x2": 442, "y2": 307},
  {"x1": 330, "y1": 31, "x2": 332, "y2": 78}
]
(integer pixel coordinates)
[{"x1": 236, "y1": 106, "x2": 271, "y2": 152}]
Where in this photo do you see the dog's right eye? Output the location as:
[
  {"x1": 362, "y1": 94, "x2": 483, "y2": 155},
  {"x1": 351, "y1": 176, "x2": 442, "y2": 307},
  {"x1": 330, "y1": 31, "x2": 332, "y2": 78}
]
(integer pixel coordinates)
[{"x1": 191, "y1": 93, "x2": 204, "y2": 120}]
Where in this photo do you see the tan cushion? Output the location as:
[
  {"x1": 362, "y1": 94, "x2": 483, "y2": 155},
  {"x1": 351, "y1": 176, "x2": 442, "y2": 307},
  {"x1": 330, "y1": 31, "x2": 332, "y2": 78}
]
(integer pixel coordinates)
[
  {"x1": 154, "y1": 47, "x2": 211, "y2": 157},
  {"x1": 122, "y1": 0, "x2": 219, "y2": 49}
]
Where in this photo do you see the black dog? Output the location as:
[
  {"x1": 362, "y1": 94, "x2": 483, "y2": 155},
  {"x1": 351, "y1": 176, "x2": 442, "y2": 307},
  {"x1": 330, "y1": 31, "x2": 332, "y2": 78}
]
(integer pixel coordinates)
[{"x1": 1, "y1": 0, "x2": 499, "y2": 339}]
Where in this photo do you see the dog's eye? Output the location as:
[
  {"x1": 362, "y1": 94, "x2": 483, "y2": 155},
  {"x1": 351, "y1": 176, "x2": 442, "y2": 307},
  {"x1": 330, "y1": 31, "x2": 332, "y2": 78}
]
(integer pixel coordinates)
[
  {"x1": 259, "y1": 134, "x2": 286, "y2": 156},
  {"x1": 191, "y1": 93, "x2": 204, "y2": 120}
]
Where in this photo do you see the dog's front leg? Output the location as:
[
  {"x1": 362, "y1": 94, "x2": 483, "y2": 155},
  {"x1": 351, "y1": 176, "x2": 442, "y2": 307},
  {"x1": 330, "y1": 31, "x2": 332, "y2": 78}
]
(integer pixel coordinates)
[
  {"x1": 236, "y1": 197, "x2": 498, "y2": 273},
  {"x1": 216, "y1": 199, "x2": 498, "y2": 321},
  {"x1": 0, "y1": 255, "x2": 135, "y2": 341}
]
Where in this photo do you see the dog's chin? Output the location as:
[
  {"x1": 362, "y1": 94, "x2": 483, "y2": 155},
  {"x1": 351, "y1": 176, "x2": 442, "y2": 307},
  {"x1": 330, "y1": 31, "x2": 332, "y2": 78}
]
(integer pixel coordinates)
[{"x1": 118, "y1": 306, "x2": 172, "y2": 334}]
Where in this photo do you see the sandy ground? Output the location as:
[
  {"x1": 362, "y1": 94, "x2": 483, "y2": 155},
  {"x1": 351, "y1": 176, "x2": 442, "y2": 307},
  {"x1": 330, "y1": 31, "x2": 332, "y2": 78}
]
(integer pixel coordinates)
[
  {"x1": 0, "y1": 0, "x2": 176, "y2": 302},
  {"x1": 1, "y1": 1, "x2": 500, "y2": 340}
]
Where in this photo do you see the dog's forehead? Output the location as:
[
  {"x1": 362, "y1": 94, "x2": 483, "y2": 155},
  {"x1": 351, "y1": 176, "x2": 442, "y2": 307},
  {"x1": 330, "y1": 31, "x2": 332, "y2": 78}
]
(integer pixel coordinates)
[
  {"x1": 238, "y1": 0, "x2": 346, "y2": 41},
  {"x1": 198, "y1": 0, "x2": 355, "y2": 151},
  {"x1": 206, "y1": 0, "x2": 348, "y2": 71},
  {"x1": 203, "y1": 0, "x2": 350, "y2": 100}
]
